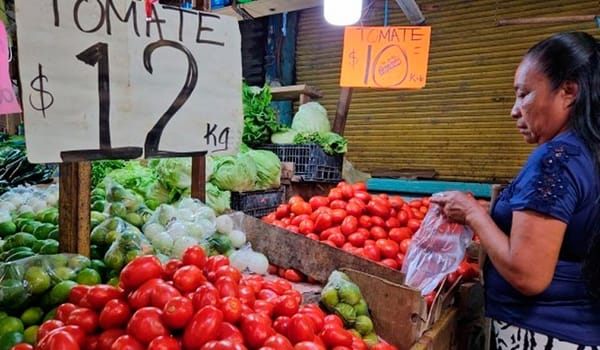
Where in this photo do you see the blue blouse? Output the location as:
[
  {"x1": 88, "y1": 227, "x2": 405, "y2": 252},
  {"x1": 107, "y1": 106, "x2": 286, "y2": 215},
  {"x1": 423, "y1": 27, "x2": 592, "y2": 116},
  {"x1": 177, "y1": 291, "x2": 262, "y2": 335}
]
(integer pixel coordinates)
[{"x1": 485, "y1": 130, "x2": 600, "y2": 345}]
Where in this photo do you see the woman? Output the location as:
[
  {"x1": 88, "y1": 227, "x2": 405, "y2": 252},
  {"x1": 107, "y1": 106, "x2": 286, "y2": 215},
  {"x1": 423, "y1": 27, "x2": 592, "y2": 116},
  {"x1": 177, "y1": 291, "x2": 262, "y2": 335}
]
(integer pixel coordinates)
[{"x1": 431, "y1": 32, "x2": 600, "y2": 349}]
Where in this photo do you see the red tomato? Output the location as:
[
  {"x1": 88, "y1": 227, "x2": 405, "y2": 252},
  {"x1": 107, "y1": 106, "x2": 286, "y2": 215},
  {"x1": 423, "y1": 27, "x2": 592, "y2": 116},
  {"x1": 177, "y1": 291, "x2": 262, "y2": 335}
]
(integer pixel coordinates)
[
  {"x1": 218, "y1": 322, "x2": 244, "y2": 343},
  {"x1": 126, "y1": 307, "x2": 169, "y2": 345},
  {"x1": 202, "y1": 340, "x2": 247, "y2": 350},
  {"x1": 37, "y1": 330, "x2": 80, "y2": 350},
  {"x1": 287, "y1": 314, "x2": 315, "y2": 344},
  {"x1": 329, "y1": 209, "x2": 347, "y2": 225},
  {"x1": 327, "y1": 188, "x2": 343, "y2": 201},
  {"x1": 283, "y1": 269, "x2": 305, "y2": 283},
  {"x1": 350, "y1": 336, "x2": 367, "y2": 350},
  {"x1": 215, "y1": 265, "x2": 242, "y2": 284},
  {"x1": 69, "y1": 285, "x2": 91, "y2": 306},
  {"x1": 321, "y1": 327, "x2": 353, "y2": 348},
  {"x1": 399, "y1": 239, "x2": 412, "y2": 254},
  {"x1": 397, "y1": 210, "x2": 409, "y2": 226},
  {"x1": 294, "y1": 341, "x2": 325, "y2": 350},
  {"x1": 338, "y1": 183, "x2": 354, "y2": 200},
  {"x1": 388, "y1": 195, "x2": 405, "y2": 208},
  {"x1": 396, "y1": 253, "x2": 405, "y2": 268},
  {"x1": 457, "y1": 261, "x2": 477, "y2": 281},
  {"x1": 55, "y1": 303, "x2": 78, "y2": 323},
  {"x1": 362, "y1": 245, "x2": 381, "y2": 262},
  {"x1": 220, "y1": 297, "x2": 243, "y2": 324},
  {"x1": 369, "y1": 216, "x2": 385, "y2": 228},
  {"x1": 45, "y1": 325, "x2": 86, "y2": 347},
  {"x1": 344, "y1": 202, "x2": 362, "y2": 218},
  {"x1": 322, "y1": 315, "x2": 344, "y2": 330},
  {"x1": 313, "y1": 213, "x2": 333, "y2": 233},
  {"x1": 379, "y1": 258, "x2": 399, "y2": 270},
  {"x1": 351, "y1": 182, "x2": 367, "y2": 192},
  {"x1": 340, "y1": 216, "x2": 358, "y2": 236},
  {"x1": 173, "y1": 265, "x2": 206, "y2": 293},
  {"x1": 411, "y1": 208, "x2": 425, "y2": 220},
  {"x1": 264, "y1": 279, "x2": 291, "y2": 295},
  {"x1": 407, "y1": 219, "x2": 421, "y2": 233},
  {"x1": 424, "y1": 292, "x2": 436, "y2": 308},
  {"x1": 11, "y1": 344, "x2": 34, "y2": 350},
  {"x1": 163, "y1": 296, "x2": 194, "y2": 329},
  {"x1": 319, "y1": 226, "x2": 340, "y2": 241},
  {"x1": 99, "y1": 299, "x2": 131, "y2": 330},
  {"x1": 275, "y1": 204, "x2": 291, "y2": 219},
  {"x1": 216, "y1": 276, "x2": 240, "y2": 299},
  {"x1": 358, "y1": 215, "x2": 372, "y2": 229},
  {"x1": 273, "y1": 294, "x2": 300, "y2": 318},
  {"x1": 291, "y1": 201, "x2": 312, "y2": 216},
  {"x1": 321, "y1": 240, "x2": 337, "y2": 248},
  {"x1": 241, "y1": 275, "x2": 264, "y2": 294},
  {"x1": 37, "y1": 320, "x2": 64, "y2": 343},
  {"x1": 366, "y1": 202, "x2": 389, "y2": 219},
  {"x1": 193, "y1": 285, "x2": 221, "y2": 310},
  {"x1": 182, "y1": 245, "x2": 208, "y2": 269},
  {"x1": 375, "y1": 239, "x2": 400, "y2": 259},
  {"x1": 262, "y1": 213, "x2": 276, "y2": 224},
  {"x1": 385, "y1": 217, "x2": 400, "y2": 229},
  {"x1": 238, "y1": 285, "x2": 256, "y2": 307},
  {"x1": 163, "y1": 259, "x2": 184, "y2": 281},
  {"x1": 329, "y1": 200, "x2": 347, "y2": 210},
  {"x1": 204, "y1": 256, "x2": 231, "y2": 277},
  {"x1": 129, "y1": 278, "x2": 162, "y2": 310},
  {"x1": 253, "y1": 299, "x2": 275, "y2": 318},
  {"x1": 298, "y1": 307, "x2": 324, "y2": 333},
  {"x1": 286, "y1": 225, "x2": 300, "y2": 233},
  {"x1": 298, "y1": 220, "x2": 315, "y2": 235},
  {"x1": 147, "y1": 336, "x2": 181, "y2": 350},
  {"x1": 257, "y1": 288, "x2": 278, "y2": 302},
  {"x1": 183, "y1": 306, "x2": 224, "y2": 349},
  {"x1": 264, "y1": 334, "x2": 294, "y2": 350},
  {"x1": 119, "y1": 255, "x2": 164, "y2": 291},
  {"x1": 66, "y1": 307, "x2": 98, "y2": 334},
  {"x1": 353, "y1": 191, "x2": 371, "y2": 204},
  {"x1": 371, "y1": 343, "x2": 398, "y2": 350},
  {"x1": 151, "y1": 282, "x2": 182, "y2": 309},
  {"x1": 446, "y1": 271, "x2": 460, "y2": 286},
  {"x1": 369, "y1": 226, "x2": 387, "y2": 240},
  {"x1": 110, "y1": 335, "x2": 145, "y2": 350},
  {"x1": 288, "y1": 195, "x2": 305, "y2": 205},
  {"x1": 308, "y1": 196, "x2": 329, "y2": 211},
  {"x1": 273, "y1": 316, "x2": 291, "y2": 336},
  {"x1": 328, "y1": 233, "x2": 346, "y2": 248},
  {"x1": 348, "y1": 198, "x2": 367, "y2": 211},
  {"x1": 291, "y1": 214, "x2": 310, "y2": 227},
  {"x1": 85, "y1": 334, "x2": 100, "y2": 350},
  {"x1": 408, "y1": 199, "x2": 422, "y2": 208},
  {"x1": 97, "y1": 329, "x2": 126, "y2": 350},
  {"x1": 388, "y1": 227, "x2": 412, "y2": 244},
  {"x1": 241, "y1": 313, "x2": 275, "y2": 349}
]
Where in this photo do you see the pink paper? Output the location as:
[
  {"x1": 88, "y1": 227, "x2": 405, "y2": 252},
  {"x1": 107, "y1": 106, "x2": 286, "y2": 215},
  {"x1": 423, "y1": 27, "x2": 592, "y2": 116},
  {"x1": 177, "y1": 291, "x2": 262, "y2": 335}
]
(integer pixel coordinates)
[{"x1": 0, "y1": 21, "x2": 21, "y2": 115}]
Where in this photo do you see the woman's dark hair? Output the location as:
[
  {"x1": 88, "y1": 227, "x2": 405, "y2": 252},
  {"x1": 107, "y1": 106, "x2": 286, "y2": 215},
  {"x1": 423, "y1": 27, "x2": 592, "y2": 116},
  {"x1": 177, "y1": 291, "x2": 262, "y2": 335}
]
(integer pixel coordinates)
[{"x1": 526, "y1": 32, "x2": 600, "y2": 298}]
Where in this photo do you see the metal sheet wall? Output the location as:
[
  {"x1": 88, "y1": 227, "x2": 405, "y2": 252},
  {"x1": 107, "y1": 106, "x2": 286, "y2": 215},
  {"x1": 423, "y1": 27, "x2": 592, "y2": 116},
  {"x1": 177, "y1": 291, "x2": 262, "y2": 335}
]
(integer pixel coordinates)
[{"x1": 295, "y1": 0, "x2": 600, "y2": 183}]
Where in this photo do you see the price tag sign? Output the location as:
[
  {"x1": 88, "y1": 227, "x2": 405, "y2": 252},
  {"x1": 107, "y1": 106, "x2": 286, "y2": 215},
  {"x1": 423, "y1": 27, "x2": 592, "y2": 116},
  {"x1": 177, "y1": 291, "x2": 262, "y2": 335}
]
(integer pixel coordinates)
[
  {"x1": 15, "y1": 1, "x2": 243, "y2": 163},
  {"x1": 0, "y1": 21, "x2": 21, "y2": 115},
  {"x1": 340, "y1": 26, "x2": 431, "y2": 89}
]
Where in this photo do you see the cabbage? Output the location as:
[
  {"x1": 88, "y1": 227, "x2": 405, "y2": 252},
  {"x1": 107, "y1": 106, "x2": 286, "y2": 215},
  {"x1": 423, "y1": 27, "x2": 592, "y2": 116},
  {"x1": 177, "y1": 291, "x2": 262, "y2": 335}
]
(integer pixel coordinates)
[
  {"x1": 291, "y1": 102, "x2": 331, "y2": 136},
  {"x1": 210, "y1": 154, "x2": 257, "y2": 192},
  {"x1": 144, "y1": 182, "x2": 171, "y2": 210},
  {"x1": 271, "y1": 128, "x2": 299, "y2": 144},
  {"x1": 151, "y1": 158, "x2": 192, "y2": 191},
  {"x1": 206, "y1": 183, "x2": 231, "y2": 215},
  {"x1": 105, "y1": 161, "x2": 158, "y2": 195},
  {"x1": 246, "y1": 150, "x2": 281, "y2": 189}
]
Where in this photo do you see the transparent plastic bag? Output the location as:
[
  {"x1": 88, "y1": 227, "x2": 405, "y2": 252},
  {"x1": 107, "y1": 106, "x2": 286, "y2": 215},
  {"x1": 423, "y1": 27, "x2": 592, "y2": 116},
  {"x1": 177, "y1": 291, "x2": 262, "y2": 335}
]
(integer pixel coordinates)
[
  {"x1": 401, "y1": 202, "x2": 473, "y2": 295},
  {"x1": 103, "y1": 218, "x2": 154, "y2": 272}
]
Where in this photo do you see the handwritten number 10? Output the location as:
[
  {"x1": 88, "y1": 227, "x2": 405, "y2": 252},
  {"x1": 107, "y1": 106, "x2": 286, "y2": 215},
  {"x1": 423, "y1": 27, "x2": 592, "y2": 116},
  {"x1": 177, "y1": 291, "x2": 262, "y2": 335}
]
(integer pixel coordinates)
[{"x1": 60, "y1": 40, "x2": 201, "y2": 162}]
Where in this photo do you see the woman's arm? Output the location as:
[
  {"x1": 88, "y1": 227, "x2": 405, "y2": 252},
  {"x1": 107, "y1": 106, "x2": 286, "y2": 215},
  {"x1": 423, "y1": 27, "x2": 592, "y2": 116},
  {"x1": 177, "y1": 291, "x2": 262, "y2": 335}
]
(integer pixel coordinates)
[{"x1": 431, "y1": 192, "x2": 566, "y2": 296}]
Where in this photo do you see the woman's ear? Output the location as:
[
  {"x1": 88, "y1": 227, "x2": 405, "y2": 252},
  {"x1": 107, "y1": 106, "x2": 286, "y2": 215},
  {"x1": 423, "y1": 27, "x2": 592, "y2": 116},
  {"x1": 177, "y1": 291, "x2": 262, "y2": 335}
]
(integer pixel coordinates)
[{"x1": 561, "y1": 80, "x2": 578, "y2": 108}]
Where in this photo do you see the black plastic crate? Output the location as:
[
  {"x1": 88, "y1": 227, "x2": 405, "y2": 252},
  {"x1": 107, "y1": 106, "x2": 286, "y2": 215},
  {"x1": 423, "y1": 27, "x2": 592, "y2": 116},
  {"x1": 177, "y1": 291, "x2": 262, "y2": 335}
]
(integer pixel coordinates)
[
  {"x1": 258, "y1": 144, "x2": 343, "y2": 182},
  {"x1": 231, "y1": 187, "x2": 285, "y2": 218}
]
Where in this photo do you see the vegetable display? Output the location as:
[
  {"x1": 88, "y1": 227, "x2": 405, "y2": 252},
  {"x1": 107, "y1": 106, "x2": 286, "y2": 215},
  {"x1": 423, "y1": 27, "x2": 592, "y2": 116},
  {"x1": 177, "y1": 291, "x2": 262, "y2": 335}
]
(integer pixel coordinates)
[
  {"x1": 242, "y1": 84, "x2": 280, "y2": 148},
  {"x1": 0, "y1": 136, "x2": 55, "y2": 195}
]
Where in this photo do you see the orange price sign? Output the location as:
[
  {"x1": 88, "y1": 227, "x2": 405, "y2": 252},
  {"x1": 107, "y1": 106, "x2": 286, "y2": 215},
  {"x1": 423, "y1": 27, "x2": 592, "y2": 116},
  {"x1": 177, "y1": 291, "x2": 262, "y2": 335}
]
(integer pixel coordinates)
[{"x1": 340, "y1": 26, "x2": 431, "y2": 89}]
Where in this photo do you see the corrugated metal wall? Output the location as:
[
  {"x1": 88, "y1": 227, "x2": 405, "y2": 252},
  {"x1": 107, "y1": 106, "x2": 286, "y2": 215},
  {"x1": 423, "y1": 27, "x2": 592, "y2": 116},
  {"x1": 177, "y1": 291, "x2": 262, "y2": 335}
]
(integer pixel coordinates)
[{"x1": 295, "y1": 0, "x2": 600, "y2": 183}]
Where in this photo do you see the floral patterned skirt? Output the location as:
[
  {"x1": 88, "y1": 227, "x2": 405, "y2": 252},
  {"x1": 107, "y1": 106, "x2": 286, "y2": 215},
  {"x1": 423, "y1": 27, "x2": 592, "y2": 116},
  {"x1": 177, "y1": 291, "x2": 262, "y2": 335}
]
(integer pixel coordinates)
[{"x1": 491, "y1": 320, "x2": 599, "y2": 350}]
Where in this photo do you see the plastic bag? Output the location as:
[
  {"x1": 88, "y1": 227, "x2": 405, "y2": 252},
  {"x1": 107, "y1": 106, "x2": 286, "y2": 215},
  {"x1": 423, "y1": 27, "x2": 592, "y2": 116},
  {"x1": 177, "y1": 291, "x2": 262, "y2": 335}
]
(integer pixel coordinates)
[
  {"x1": 103, "y1": 218, "x2": 154, "y2": 272},
  {"x1": 401, "y1": 202, "x2": 473, "y2": 295}
]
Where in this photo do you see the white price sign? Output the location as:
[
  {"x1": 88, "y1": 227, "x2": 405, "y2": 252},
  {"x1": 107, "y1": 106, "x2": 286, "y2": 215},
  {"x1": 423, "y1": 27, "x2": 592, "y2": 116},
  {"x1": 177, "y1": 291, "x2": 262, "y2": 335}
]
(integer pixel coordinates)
[{"x1": 15, "y1": 0, "x2": 243, "y2": 163}]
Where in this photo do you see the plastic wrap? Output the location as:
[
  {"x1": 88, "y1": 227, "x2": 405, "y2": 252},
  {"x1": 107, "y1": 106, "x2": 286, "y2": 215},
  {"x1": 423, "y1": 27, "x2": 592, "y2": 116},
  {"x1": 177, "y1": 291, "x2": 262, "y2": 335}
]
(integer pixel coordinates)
[
  {"x1": 102, "y1": 218, "x2": 154, "y2": 272},
  {"x1": 401, "y1": 202, "x2": 473, "y2": 295}
]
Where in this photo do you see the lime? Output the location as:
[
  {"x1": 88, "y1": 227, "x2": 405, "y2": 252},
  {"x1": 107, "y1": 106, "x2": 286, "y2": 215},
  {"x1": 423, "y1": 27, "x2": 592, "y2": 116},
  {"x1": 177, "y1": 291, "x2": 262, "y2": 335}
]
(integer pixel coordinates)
[
  {"x1": 334, "y1": 303, "x2": 357, "y2": 326},
  {"x1": 0, "y1": 222, "x2": 16, "y2": 238},
  {"x1": 91, "y1": 187, "x2": 106, "y2": 198},
  {"x1": 24, "y1": 266, "x2": 51, "y2": 294},
  {"x1": 68, "y1": 255, "x2": 91, "y2": 269},
  {"x1": 90, "y1": 259, "x2": 107, "y2": 277},
  {"x1": 91, "y1": 211, "x2": 107, "y2": 223},
  {"x1": 362, "y1": 332, "x2": 379, "y2": 347},
  {"x1": 90, "y1": 227, "x2": 108, "y2": 245},
  {"x1": 42, "y1": 308, "x2": 56, "y2": 322},
  {"x1": 39, "y1": 240, "x2": 59, "y2": 255},
  {"x1": 0, "y1": 317, "x2": 24, "y2": 336},
  {"x1": 125, "y1": 250, "x2": 141, "y2": 263},
  {"x1": 348, "y1": 329, "x2": 362, "y2": 339},
  {"x1": 107, "y1": 277, "x2": 120, "y2": 287},
  {"x1": 23, "y1": 325, "x2": 39, "y2": 344},
  {"x1": 91, "y1": 200, "x2": 106, "y2": 213},
  {"x1": 48, "y1": 280, "x2": 77, "y2": 305},
  {"x1": 353, "y1": 315, "x2": 373, "y2": 336},
  {"x1": 0, "y1": 331, "x2": 24, "y2": 350},
  {"x1": 338, "y1": 283, "x2": 362, "y2": 306},
  {"x1": 47, "y1": 254, "x2": 69, "y2": 269},
  {"x1": 0, "y1": 280, "x2": 28, "y2": 309},
  {"x1": 17, "y1": 212, "x2": 35, "y2": 220},
  {"x1": 75, "y1": 268, "x2": 102, "y2": 286},
  {"x1": 33, "y1": 223, "x2": 55, "y2": 240},
  {"x1": 20, "y1": 307, "x2": 44, "y2": 327},
  {"x1": 47, "y1": 229, "x2": 59, "y2": 241},
  {"x1": 105, "y1": 218, "x2": 120, "y2": 231},
  {"x1": 125, "y1": 213, "x2": 144, "y2": 228},
  {"x1": 109, "y1": 202, "x2": 127, "y2": 218},
  {"x1": 105, "y1": 230, "x2": 120, "y2": 245},
  {"x1": 103, "y1": 251, "x2": 124, "y2": 271}
]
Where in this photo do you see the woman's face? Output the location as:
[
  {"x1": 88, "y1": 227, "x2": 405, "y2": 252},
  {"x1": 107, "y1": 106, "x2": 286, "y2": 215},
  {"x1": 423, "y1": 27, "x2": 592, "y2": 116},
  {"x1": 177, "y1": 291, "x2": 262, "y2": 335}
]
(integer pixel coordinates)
[{"x1": 511, "y1": 57, "x2": 573, "y2": 145}]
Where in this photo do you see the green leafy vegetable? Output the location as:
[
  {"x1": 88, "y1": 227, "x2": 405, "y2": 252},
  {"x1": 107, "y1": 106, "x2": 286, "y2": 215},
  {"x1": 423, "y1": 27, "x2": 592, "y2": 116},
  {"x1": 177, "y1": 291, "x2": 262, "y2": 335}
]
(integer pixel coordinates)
[
  {"x1": 242, "y1": 84, "x2": 280, "y2": 147},
  {"x1": 91, "y1": 160, "x2": 126, "y2": 188},
  {"x1": 294, "y1": 132, "x2": 348, "y2": 155},
  {"x1": 210, "y1": 154, "x2": 257, "y2": 192},
  {"x1": 291, "y1": 102, "x2": 331, "y2": 135},
  {"x1": 205, "y1": 182, "x2": 231, "y2": 215},
  {"x1": 270, "y1": 128, "x2": 299, "y2": 144},
  {"x1": 246, "y1": 149, "x2": 281, "y2": 189}
]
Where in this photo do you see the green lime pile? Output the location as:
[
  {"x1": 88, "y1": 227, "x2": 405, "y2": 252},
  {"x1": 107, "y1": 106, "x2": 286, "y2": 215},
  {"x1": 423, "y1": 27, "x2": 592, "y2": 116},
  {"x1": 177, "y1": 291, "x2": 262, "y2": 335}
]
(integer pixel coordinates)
[{"x1": 321, "y1": 271, "x2": 380, "y2": 347}]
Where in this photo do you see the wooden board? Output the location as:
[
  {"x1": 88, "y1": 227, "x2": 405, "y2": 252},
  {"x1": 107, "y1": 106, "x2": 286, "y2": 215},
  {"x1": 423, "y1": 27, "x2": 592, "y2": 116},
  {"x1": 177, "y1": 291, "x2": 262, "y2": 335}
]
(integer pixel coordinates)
[
  {"x1": 410, "y1": 308, "x2": 458, "y2": 350},
  {"x1": 270, "y1": 84, "x2": 323, "y2": 101},
  {"x1": 214, "y1": 0, "x2": 321, "y2": 20},
  {"x1": 58, "y1": 162, "x2": 91, "y2": 256}
]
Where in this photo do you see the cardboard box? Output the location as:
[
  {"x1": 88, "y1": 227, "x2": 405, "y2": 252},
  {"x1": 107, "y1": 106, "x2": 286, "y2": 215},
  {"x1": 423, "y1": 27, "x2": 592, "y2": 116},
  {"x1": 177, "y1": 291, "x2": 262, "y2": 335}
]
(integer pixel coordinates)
[{"x1": 242, "y1": 215, "x2": 455, "y2": 349}]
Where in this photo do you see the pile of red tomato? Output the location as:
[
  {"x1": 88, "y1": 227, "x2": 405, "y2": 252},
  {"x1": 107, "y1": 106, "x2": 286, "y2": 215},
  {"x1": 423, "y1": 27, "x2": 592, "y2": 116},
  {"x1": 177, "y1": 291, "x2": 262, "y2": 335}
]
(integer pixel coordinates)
[
  {"x1": 263, "y1": 182, "x2": 429, "y2": 271},
  {"x1": 22, "y1": 246, "x2": 398, "y2": 350}
]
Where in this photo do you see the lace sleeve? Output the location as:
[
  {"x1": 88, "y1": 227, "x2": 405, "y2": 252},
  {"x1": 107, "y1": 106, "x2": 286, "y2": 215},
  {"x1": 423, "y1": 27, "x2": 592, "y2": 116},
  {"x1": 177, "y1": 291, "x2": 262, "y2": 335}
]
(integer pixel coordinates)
[{"x1": 509, "y1": 141, "x2": 582, "y2": 223}]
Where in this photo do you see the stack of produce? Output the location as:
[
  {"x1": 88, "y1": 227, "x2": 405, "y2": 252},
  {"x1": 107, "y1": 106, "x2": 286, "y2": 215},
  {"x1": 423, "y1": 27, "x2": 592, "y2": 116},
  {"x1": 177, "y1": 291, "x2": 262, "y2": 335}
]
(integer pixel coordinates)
[
  {"x1": 0, "y1": 135, "x2": 55, "y2": 195},
  {"x1": 22, "y1": 246, "x2": 398, "y2": 350}
]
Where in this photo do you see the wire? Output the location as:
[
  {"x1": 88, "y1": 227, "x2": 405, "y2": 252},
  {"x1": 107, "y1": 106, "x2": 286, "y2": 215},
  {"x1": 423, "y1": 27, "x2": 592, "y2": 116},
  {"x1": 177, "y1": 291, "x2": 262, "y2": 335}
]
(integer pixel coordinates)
[{"x1": 384, "y1": 0, "x2": 389, "y2": 27}]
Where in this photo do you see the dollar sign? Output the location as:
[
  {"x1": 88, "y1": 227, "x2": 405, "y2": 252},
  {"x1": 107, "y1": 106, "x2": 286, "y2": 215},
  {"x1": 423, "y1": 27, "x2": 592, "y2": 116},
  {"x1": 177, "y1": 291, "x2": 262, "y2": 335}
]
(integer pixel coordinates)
[
  {"x1": 29, "y1": 64, "x2": 55, "y2": 118},
  {"x1": 348, "y1": 49, "x2": 359, "y2": 68}
]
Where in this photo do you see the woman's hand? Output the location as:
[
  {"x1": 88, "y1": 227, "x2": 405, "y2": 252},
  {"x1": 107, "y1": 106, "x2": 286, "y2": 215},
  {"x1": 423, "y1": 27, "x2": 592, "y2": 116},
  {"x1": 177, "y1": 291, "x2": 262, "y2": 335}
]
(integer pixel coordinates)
[{"x1": 429, "y1": 191, "x2": 485, "y2": 225}]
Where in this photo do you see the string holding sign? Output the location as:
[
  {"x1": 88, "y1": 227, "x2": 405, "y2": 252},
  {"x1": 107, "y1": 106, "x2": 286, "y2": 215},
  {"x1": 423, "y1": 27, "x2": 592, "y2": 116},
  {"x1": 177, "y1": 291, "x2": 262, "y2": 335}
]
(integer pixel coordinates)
[{"x1": 340, "y1": 26, "x2": 432, "y2": 89}]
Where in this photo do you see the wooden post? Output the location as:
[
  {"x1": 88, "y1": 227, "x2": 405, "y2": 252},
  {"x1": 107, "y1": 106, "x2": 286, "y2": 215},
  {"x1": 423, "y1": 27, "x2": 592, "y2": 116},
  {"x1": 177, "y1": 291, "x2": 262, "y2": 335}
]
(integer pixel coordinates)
[
  {"x1": 332, "y1": 87, "x2": 353, "y2": 136},
  {"x1": 59, "y1": 161, "x2": 91, "y2": 257},
  {"x1": 191, "y1": 155, "x2": 206, "y2": 203}
]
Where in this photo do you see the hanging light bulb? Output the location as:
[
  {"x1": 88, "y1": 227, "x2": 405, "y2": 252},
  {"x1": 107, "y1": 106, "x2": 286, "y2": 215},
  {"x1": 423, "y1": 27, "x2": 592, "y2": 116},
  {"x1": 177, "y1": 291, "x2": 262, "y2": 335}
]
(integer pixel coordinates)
[{"x1": 324, "y1": 0, "x2": 363, "y2": 26}]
